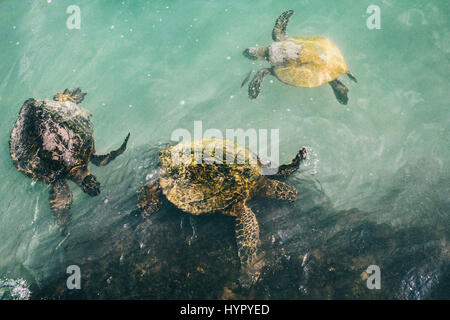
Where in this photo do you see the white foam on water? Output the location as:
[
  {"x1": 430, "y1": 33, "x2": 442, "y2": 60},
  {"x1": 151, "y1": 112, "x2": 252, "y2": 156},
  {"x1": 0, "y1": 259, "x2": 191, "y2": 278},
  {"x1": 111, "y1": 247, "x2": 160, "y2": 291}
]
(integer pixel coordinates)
[{"x1": 0, "y1": 278, "x2": 31, "y2": 300}]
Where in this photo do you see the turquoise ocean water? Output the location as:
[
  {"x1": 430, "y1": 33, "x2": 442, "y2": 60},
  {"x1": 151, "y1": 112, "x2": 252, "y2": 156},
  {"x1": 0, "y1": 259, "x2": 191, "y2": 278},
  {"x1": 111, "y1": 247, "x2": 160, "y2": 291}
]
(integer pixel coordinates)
[{"x1": 0, "y1": 0, "x2": 449, "y2": 299}]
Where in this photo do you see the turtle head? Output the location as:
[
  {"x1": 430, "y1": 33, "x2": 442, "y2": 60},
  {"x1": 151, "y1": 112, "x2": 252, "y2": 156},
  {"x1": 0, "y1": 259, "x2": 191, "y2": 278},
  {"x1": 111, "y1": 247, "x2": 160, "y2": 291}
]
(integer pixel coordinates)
[
  {"x1": 71, "y1": 166, "x2": 101, "y2": 197},
  {"x1": 81, "y1": 174, "x2": 101, "y2": 197},
  {"x1": 243, "y1": 46, "x2": 268, "y2": 61}
]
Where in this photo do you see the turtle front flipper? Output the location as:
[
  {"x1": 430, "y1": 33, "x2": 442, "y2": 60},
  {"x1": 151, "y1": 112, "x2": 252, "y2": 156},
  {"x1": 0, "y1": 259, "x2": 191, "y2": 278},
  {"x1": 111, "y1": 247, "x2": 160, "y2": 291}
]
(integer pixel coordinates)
[
  {"x1": 329, "y1": 79, "x2": 349, "y2": 105},
  {"x1": 272, "y1": 10, "x2": 294, "y2": 41},
  {"x1": 228, "y1": 202, "x2": 264, "y2": 287},
  {"x1": 137, "y1": 181, "x2": 163, "y2": 218},
  {"x1": 248, "y1": 68, "x2": 272, "y2": 99},
  {"x1": 269, "y1": 146, "x2": 307, "y2": 179},
  {"x1": 260, "y1": 178, "x2": 298, "y2": 202},
  {"x1": 49, "y1": 180, "x2": 73, "y2": 231},
  {"x1": 53, "y1": 88, "x2": 87, "y2": 104},
  {"x1": 91, "y1": 133, "x2": 130, "y2": 166}
]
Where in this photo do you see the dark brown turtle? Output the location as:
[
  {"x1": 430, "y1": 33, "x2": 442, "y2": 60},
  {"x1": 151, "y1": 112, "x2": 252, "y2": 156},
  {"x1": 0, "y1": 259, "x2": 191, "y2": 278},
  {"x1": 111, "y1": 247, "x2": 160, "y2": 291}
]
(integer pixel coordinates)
[{"x1": 9, "y1": 88, "x2": 130, "y2": 231}]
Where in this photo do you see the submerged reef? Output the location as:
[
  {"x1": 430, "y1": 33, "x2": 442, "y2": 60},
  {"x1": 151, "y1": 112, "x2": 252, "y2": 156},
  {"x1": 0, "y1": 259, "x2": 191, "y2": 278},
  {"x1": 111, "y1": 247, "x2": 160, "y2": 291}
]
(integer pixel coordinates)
[{"x1": 31, "y1": 145, "x2": 449, "y2": 299}]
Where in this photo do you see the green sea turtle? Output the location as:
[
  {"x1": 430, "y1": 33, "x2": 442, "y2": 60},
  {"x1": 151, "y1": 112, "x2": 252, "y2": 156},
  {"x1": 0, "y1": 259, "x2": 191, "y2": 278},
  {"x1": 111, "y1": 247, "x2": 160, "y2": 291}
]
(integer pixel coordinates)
[
  {"x1": 9, "y1": 88, "x2": 130, "y2": 230},
  {"x1": 137, "y1": 138, "x2": 307, "y2": 286},
  {"x1": 242, "y1": 10, "x2": 357, "y2": 104}
]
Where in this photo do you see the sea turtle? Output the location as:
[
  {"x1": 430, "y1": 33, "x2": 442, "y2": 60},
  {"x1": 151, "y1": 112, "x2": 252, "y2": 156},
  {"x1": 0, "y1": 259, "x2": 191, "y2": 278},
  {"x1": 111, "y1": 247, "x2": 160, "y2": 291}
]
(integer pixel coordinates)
[
  {"x1": 9, "y1": 88, "x2": 130, "y2": 230},
  {"x1": 242, "y1": 10, "x2": 357, "y2": 105},
  {"x1": 137, "y1": 138, "x2": 307, "y2": 286}
]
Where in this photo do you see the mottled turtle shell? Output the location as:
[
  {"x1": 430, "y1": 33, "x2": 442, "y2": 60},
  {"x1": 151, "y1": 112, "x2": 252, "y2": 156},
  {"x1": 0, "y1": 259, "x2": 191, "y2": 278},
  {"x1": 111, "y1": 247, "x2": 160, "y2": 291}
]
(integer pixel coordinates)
[
  {"x1": 9, "y1": 98, "x2": 94, "y2": 183},
  {"x1": 269, "y1": 36, "x2": 348, "y2": 88},
  {"x1": 159, "y1": 138, "x2": 263, "y2": 215}
]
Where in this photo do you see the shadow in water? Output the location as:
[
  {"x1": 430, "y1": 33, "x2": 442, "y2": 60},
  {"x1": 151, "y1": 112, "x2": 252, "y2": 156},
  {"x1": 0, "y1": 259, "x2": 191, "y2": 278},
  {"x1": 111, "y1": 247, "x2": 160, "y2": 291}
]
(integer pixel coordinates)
[{"x1": 31, "y1": 145, "x2": 449, "y2": 299}]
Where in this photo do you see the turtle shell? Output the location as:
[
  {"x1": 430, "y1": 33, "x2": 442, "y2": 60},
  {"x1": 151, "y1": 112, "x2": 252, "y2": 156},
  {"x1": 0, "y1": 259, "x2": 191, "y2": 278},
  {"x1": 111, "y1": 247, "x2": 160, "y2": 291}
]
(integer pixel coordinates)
[
  {"x1": 269, "y1": 36, "x2": 348, "y2": 88},
  {"x1": 9, "y1": 98, "x2": 94, "y2": 184},
  {"x1": 158, "y1": 138, "x2": 263, "y2": 215}
]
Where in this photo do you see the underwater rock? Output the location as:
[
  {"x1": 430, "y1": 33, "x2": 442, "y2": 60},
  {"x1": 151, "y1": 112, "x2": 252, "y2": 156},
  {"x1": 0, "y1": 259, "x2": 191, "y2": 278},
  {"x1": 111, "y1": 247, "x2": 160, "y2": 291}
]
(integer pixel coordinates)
[{"x1": 31, "y1": 145, "x2": 449, "y2": 299}]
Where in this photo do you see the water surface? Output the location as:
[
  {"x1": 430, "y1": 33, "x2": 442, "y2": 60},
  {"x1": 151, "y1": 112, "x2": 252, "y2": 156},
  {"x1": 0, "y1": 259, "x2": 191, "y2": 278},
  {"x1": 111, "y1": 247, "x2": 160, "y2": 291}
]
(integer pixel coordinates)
[{"x1": 0, "y1": 0, "x2": 448, "y2": 299}]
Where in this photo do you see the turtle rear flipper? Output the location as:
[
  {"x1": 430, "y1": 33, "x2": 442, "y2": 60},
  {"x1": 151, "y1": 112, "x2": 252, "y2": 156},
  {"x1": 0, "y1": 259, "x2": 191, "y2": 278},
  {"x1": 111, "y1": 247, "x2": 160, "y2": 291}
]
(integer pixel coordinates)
[
  {"x1": 229, "y1": 202, "x2": 264, "y2": 288},
  {"x1": 91, "y1": 133, "x2": 130, "y2": 166},
  {"x1": 240, "y1": 70, "x2": 253, "y2": 88},
  {"x1": 329, "y1": 79, "x2": 349, "y2": 105},
  {"x1": 346, "y1": 71, "x2": 358, "y2": 83},
  {"x1": 272, "y1": 10, "x2": 294, "y2": 41},
  {"x1": 53, "y1": 88, "x2": 87, "y2": 104},
  {"x1": 49, "y1": 180, "x2": 73, "y2": 232}
]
